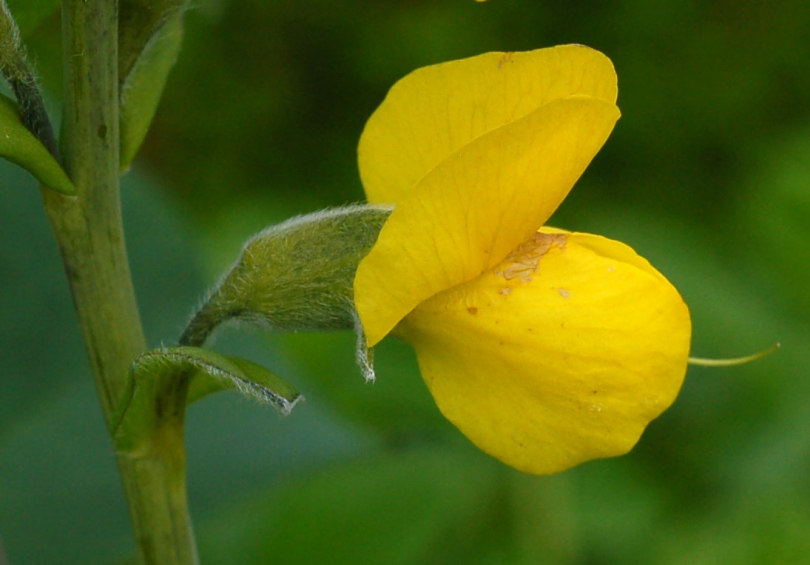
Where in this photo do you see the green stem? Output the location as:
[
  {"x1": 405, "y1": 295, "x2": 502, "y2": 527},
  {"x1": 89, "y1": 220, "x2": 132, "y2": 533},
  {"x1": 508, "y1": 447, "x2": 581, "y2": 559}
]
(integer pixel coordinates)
[{"x1": 37, "y1": 1, "x2": 197, "y2": 562}]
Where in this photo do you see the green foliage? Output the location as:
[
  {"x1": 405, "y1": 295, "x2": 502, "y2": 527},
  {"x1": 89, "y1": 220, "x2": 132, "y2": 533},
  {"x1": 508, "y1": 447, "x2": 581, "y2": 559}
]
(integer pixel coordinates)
[{"x1": 0, "y1": 92, "x2": 73, "y2": 193}]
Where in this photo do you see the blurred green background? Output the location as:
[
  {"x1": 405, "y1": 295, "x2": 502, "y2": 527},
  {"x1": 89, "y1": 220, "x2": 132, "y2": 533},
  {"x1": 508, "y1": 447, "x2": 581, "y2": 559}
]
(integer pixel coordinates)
[{"x1": 1, "y1": 0, "x2": 809, "y2": 563}]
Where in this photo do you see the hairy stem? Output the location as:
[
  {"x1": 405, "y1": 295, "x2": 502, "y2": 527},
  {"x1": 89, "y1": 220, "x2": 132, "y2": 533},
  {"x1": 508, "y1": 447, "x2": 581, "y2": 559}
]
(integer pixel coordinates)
[{"x1": 38, "y1": 1, "x2": 197, "y2": 562}]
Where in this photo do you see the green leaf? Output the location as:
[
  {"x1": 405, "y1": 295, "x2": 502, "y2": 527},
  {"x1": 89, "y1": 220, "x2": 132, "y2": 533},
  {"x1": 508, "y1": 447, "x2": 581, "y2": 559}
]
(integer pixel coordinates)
[
  {"x1": 113, "y1": 346, "x2": 301, "y2": 452},
  {"x1": 5, "y1": 0, "x2": 59, "y2": 36},
  {"x1": 0, "y1": 93, "x2": 74, "y2": 194},
  {"x1": 119, "y1": 0, "x2": 187, "y2": 84},
  {"x1": 120, "y1": 13, "x2": 184, "y2": 171},
  {"x1": 185, "y1": 350, "x2": 302, "y2": 411}
]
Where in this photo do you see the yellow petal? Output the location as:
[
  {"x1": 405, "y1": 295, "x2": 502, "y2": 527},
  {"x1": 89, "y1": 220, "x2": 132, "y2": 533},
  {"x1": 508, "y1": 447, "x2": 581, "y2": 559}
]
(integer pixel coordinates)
[
  {"x1": 396, "y1": 230, "x2": 691, "y2": 475},
  {"x1": 359, "y1": 45, "x2": 617, "y2": 204},
  {"x1": 355, "y1": 97, "x2": 620, "y2": 346}
]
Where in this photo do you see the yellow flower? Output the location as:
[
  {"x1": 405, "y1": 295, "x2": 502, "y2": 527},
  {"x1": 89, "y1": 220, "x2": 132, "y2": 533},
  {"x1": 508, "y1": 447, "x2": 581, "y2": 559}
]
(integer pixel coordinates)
[{"x1": 353, "y1": 45, "x2": 691, "y2": 475}]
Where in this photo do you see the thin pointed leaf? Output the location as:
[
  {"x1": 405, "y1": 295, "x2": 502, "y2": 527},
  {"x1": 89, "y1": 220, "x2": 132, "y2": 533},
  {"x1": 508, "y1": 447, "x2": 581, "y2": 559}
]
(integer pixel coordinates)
[
  {"x1": 185, "y1": 351, "x2": 303, "y2": 412},
  {"x1": 119, "y1": 0, "x2": 186, "y2": 85},
  {"x1": 0, "y1": 93, "x2": 74, "y2": 194},
  {"x1": 114, "y1": 346, "x2": 301, "y2": 452},
  {"x1": 120, "y1": 13, "x2": 184, "y2": 171}
]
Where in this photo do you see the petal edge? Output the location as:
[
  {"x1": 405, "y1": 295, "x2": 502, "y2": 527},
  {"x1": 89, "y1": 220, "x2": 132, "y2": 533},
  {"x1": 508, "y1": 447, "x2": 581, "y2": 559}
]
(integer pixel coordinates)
[
  {"x1": 355, "y1": 98, "x2": 620, "y2": 346},
  {"x1": 359, "y1": 45, "x2": 618, "y2": 204}
]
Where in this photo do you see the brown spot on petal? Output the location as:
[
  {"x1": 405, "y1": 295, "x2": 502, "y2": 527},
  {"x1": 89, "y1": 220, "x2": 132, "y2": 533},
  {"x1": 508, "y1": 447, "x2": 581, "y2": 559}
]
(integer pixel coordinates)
[
  {"x1": 498, "y1": 232, "x2": 567, "y2": 281},
  {"x1": 498, "y1": 52, "x2": 514, "y2": 69},
  {"x1": 467, "y1": 307, "x2": 478, "y2": 315}
]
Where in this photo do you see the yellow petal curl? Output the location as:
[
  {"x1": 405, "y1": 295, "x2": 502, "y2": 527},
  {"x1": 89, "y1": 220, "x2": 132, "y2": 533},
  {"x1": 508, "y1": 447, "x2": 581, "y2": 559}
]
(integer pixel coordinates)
[
  {"x1": 358, "y1": 45, "x2": 618, "y2": 204},
  {"x1": 396, "y1": 230, "x2": 691, "y2": 475},
  {"x1": 355, "y1": 97, "x2": 620, "y2": 345}
]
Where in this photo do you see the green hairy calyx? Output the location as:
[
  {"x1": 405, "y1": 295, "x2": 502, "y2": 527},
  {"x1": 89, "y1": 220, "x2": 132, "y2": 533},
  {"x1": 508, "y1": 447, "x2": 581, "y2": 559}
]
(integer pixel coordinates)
[{"x1": 180, "y1": 204, "x2": 392, "y2": 351}]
